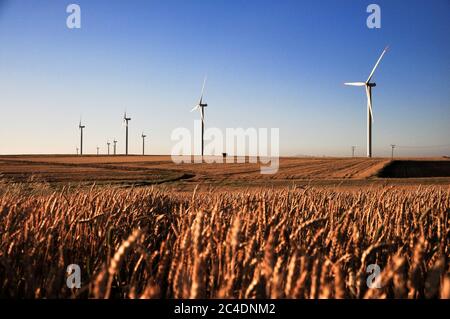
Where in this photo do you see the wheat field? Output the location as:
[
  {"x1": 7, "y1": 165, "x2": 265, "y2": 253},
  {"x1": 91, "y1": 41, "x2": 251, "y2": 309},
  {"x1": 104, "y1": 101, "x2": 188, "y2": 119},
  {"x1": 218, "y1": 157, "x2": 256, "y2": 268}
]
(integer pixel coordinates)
[{"x1": 0, "y1": 182, "x2": 449, "y2": 299}]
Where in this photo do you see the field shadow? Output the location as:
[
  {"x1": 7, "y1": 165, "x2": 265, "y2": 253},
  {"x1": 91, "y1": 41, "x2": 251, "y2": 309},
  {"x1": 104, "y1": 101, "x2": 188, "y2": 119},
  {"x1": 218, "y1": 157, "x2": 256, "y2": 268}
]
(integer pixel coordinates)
[{"x1": 378, "y1": 160, "x2": 450, "y2": 178}]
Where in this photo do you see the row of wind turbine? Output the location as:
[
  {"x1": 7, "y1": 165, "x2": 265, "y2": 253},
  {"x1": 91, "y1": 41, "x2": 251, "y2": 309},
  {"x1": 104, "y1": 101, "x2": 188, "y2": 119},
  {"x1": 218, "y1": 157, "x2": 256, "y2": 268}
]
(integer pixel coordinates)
[
  {"x1": 191, "y1": 46, "x2": 387, "y2": 159},
  {"x1": 78, "y1": 113, "x2": 148, "y2": 155},
  {"x1": 79, "y1": 47, "x2": 388, "y2": 159}
]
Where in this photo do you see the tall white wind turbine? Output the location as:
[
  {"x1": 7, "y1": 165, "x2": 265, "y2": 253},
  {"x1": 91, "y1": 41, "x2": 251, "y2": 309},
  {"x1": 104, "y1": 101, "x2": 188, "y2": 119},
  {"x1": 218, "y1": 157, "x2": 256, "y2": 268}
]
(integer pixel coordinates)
[
  {"x1": 191, "y1": 76, "x2": 208, "y2": 157},
  {"x1": 123, "y1": 111, "x2": 131, "y2": 155},
  {"x1": 345, "y1": 46, "x2": 388, "y2": 158}
]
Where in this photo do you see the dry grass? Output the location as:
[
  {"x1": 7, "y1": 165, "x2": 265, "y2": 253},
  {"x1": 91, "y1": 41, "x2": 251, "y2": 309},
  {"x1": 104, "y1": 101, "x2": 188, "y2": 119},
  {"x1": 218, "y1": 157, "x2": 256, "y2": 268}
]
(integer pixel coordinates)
[{"x1": 0, "y1": 182, "x2": 448, "y2": 299}]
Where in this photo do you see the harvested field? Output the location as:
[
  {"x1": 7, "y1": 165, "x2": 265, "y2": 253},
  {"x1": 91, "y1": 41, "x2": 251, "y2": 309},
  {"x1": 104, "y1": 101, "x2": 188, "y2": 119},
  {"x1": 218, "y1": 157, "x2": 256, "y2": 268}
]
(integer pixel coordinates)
[
  {"x1": 0, "y1": 158, "x2": 189, "y2": 185},
  {"x1": 1, "y1": 156, "x2": 449, "y2": 189}
]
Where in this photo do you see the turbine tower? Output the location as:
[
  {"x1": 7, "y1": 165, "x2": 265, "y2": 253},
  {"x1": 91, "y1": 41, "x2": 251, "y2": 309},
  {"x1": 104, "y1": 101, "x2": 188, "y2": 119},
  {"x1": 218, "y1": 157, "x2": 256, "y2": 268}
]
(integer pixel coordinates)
[
  {"x1": 97, "y1": 146, "x2": 100, "y2": 156},
  {"x1": 344, "y1": 47, "x2": 388, "y2": 158},
  {"x1": 141, "y1": 133, "x2": 147, "y2": 156},
  {"x1": 76, "y1": 147, "x2": 79, "y2": 155},
  {"x1": 107, "y1": 141, "x2": 111, "y2": 155},
  {"x1": 78, "y1": 120, "x2": 85, "y2": 156},
  {"x1": 123, "y1": 112, "x2": 131, "y2": 155},
  {"x1": 113, "y1": 140, "x2": 117, "y2": 155},
  {"x1": 191, "y1": 76, "x2": 208, "y2": 157}
]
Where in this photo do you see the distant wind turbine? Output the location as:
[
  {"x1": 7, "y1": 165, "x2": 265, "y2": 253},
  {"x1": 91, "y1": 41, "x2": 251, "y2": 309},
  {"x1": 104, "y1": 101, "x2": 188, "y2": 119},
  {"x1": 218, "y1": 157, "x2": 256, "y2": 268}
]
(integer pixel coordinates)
[
  {"x1": 113, "y1": 140, "x2": 118, "y2": 155},
  {"x1": 191, "y1": 76, "x2": 208, "y2": 157},
  {"x1": 107, "y1": 141, "x2": 111, "y2": 155},
  {"x1": 344, "y1": 47, "x2": 388, "y2": 158},
  {"x1": 78, "y1": 119, "x2": 85, "y2": 156},
  {"x1": 391, "y1": 144, "x2": 396, "y2": 160},
  {"x1": 123, "y1": 112, "x2": 131, "y2": 155},
  {"x1": 351, "y1": 145, "x2": 356, "y2": 158},
  {"x1": 141, "y1": 133, "x2": 147, "y2": 156}
]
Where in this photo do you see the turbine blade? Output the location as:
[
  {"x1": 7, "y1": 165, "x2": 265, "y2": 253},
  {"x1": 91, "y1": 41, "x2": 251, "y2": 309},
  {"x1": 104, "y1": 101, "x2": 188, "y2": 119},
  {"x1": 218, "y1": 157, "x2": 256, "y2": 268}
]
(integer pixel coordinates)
[
  {"x1": 366, "y1": 46, "x2": 388, "y2": 83},
  {"x1": 191, "y1": 105, "x2": 199, "y2": 112},
  {"x1": 196, "y1": 76, "x2": 207, "y2": 105},
  {"x1": 344, "y1": 82, "x2": 366, "y2": 86},
  {"x1": 201, "y1": 76, "x2": 207, "y2": 98}
]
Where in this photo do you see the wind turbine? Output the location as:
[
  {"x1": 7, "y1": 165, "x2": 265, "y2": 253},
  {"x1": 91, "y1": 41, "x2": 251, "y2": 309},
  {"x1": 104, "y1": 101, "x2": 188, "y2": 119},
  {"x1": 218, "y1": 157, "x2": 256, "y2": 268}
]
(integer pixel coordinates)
[
  {"x1": 344, "y1": 47, "x2": 388, "y2": 158},
  {"x1": 76, "y1": 147, "x2": 79, "y2": 155},
  {"x1": 351, "y1": 145, "x2": 356, "y2": 158},
  {"x1": 113, "y1": 140, "x2": 117, "y2": 155},
  {"x1": 141, "y1": 133, "x2": 147, "y2": 156},
  {"x1": 123, "y1": 112, "x2": 131, "y2": 155},
  {"x1": 78, "y1": 119, "x2": 85, "y2": 156},
  {"x1": 107, "y1": 141, "x2": 111, "y2": 155},
  {"x1": 191, "y1": 76, "x2": 208, "y2": 157},
  {"x1": 97, "y1": 146, "x2": 100, "y2": 156}
]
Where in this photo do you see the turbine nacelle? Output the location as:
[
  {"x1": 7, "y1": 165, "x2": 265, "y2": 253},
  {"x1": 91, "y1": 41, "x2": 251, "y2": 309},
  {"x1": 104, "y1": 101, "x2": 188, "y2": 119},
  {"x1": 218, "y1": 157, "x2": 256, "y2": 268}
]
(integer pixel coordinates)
[
  {"x1": 192, "y1": 103, "x2": 207, "y2": 110},
  {"x1": 123, "y1": 112, "x2": 131, "y2": 122}
]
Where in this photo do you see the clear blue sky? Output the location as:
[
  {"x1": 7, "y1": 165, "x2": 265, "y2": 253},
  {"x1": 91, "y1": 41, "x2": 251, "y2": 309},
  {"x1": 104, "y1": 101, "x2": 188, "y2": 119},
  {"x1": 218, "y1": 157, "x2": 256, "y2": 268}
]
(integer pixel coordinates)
[{"x1": 0, "y1": 0, "x2": 449, "y2": 156}]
